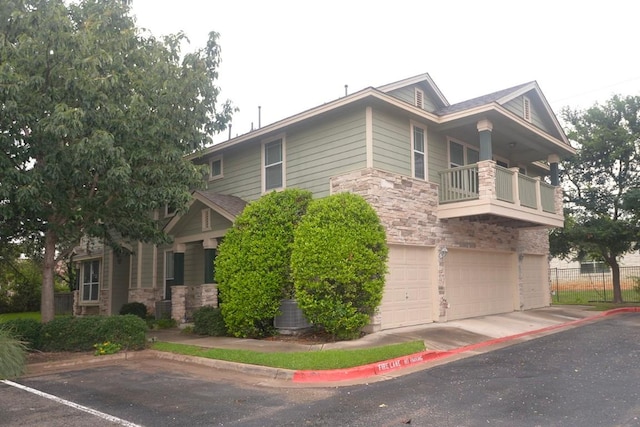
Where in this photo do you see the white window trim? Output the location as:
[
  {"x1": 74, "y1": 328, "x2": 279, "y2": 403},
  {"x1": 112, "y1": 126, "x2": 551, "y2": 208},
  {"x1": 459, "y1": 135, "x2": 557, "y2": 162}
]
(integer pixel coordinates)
[
  {"x1": 164, "y1": 204, "x2": 176, "y2": 218},
  {"x1": 261, "y1": 133, "x2": 286, "y2": 193},
  {"x1": 201, "y1": 208, "x2": 211, "y2": 231},
  {"x1": 523, "y1": 96, "x2": 532, "y2": 122},
  {"x1": 414, "y1": 88, "x2": 424, "y2": 109},
  {"x1": 209, "y1": 155, "x2": 223, "y2": 180},
  {"x1": 410, "y1": 121, "x2": 428, "y2": 180},
  {"x1": 447, "y1": 137, "x2": 479, "y2": 168},
  {"x1": 80, "y1": 259, "x2": 100, "y2": 304}
]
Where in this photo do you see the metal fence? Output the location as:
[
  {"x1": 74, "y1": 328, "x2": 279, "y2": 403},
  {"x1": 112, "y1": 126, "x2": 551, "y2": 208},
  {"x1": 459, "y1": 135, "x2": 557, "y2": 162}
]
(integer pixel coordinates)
[{"x1": 550, "y1": 266, "x2": 640, "y2": 304}]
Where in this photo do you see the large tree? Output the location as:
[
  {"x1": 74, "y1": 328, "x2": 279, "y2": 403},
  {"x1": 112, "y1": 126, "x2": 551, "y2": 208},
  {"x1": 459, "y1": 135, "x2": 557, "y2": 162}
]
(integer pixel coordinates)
[
  {"x1": 0, "y1": 0, "x2": 233, "y2": 321},
  {"x1": 551, "y1": 95, "x2": 640, "y2": 303}
]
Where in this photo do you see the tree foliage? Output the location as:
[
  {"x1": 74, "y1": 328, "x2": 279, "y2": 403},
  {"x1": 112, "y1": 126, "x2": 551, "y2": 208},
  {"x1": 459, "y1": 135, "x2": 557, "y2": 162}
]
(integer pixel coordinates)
[
  {"x1": 551, "y1": 95, "x2": 640, "y2": 303},
  {"x1": 215, "y1": 189, "x2": 313, "y2": 338},
  {"x1": 291, "y1": 192, "x2": 388, "y2": 340},
  {"x1": 0, "y1": 0, "x2": 233, "y2": 321}
]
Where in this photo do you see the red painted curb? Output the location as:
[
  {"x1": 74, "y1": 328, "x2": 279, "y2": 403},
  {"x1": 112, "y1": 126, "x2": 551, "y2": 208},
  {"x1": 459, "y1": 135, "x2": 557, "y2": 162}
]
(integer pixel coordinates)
[{"x1": 292, "y1": 308, "x2": 639, "y2": 383}]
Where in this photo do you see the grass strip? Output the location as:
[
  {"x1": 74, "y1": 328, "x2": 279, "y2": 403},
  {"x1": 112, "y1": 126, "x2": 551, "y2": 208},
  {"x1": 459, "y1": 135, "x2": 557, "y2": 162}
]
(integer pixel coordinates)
[
  {"x1": 151, "y1": 340, "x2": 426, "y2": 370},
  {"x1": 0, "y1": 312, "x2": 41, "y2": 323}
]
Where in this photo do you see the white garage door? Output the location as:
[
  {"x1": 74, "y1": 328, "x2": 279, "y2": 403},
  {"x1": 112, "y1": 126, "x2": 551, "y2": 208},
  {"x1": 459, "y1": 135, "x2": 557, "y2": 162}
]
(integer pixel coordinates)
[
  {"x1": 521, "y1": 255, "x2": 549, "y2": 309},
  {"x1": 380, "y1": 245, "x2": 434, "y2": 329},
  {"x1": 445, "y1": 249, "x2": 517, "y2": 320}
]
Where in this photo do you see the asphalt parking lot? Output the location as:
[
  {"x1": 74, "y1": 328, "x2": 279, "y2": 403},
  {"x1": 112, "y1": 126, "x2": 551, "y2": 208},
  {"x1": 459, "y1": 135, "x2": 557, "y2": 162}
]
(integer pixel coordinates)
[{"x1": 2, "y1": 312, "x2": 639, "y2": 426}]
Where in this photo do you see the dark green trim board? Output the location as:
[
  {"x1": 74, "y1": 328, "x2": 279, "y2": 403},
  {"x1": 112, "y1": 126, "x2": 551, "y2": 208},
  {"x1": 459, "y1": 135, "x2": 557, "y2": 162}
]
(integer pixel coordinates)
[
  {"x1": 479, "y1": 129, "x2": 492, "y2": 161},
  {"x1": 204, "y1": 248, "x2": 216, "y2": 283}
]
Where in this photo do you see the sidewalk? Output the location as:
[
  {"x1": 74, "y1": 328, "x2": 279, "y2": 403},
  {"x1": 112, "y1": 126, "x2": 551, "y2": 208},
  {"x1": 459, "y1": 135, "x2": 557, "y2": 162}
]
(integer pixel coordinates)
[
  {"x1": 144, "y1": 305, "x2": 610, "y2": 383},
  {"x1": 148, "y1": 305, "x2": 597, "y2": 353}
]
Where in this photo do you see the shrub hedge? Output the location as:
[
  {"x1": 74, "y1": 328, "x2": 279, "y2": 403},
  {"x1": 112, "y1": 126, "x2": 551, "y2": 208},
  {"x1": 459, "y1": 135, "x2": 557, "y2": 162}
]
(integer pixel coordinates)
[
  {"x1": 0, "y1": 328, "x2": 26, "y2": 379},
  {"x1": 1, "y1": 318, "x2": 43, "y2": 350},
  {"x1": 192, "y1": 305, "x2": 228, "y2": 336},
  {"x1": 119, "y1": 301, "x2": 149, "y2": 319},
  {"x1": 40, "y1": 315, "x2": 147, "y2": 352},
  {"x1": 292, "y1": 192, "x2": 388, "y2": 340},
  {"x1": 216, "y1": 188, "x2": 312, "y2": 338}
]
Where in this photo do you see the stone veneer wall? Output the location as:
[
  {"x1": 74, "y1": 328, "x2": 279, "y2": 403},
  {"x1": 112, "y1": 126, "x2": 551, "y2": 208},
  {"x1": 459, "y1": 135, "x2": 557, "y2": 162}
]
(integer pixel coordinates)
[
  {"x1": 170, "y1": 284, "x2": 218, "y2": 323},
  {"x1": 129, "y1": 288, "x2": 163, "y2": 316},
  {"x1": 331, "y1": 168, "x2": 552, "y2": 325},
  {"x1": 329, "y1": 168, "x2": 540, "y2": 253}
]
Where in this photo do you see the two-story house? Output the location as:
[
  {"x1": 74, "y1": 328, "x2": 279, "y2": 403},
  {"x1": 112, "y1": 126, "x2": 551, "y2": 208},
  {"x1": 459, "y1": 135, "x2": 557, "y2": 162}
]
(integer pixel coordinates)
[{"x1": 72, "y1": 72, "x2": 575, "y2": 331}]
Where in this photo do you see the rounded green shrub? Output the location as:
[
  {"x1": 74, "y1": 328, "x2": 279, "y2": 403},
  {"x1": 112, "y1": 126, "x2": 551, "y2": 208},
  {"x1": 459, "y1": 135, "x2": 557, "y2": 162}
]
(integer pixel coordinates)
[
  {"x1": 119, "y1": 302, "x2": 149, "y2": 319},
  {"x1": 1, "y1": 318, "x2": 43, "y2": 351},
  {"x1": 216, "y1": 188, "x2": 312, "y2": 338},
  {"x1": 192, "y1": 305, "x2": 227, "y2": 336},
  {"x1": 41, "y1": 315, "x2": 147, "y2": 352},
  {"x1": 291, "y1": 192, "x2": 388, "y2": 340}
]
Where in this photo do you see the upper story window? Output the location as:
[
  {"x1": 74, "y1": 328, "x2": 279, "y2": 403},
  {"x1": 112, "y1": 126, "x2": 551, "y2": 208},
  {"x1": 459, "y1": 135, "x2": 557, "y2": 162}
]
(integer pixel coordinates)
[
  {"x1": 164, "y1": 204, "x2": 176, "y2": 218},
  {"x1": 411, "y1": 123, "x2": 427, "y2": 180},
  {"x1": 209, "y1": 155, "x2": 223, "y2": 180},
  {"x1": 523, "y1": 96, "x2": 532, "y2": 122},
  {"x1": 81, "y1": 259, "x2": 100, "y2": 302},
  {"x1": 415, "y1": 88, "x2": 424, "y2": 109},
  {"x1": 449, "y1": 140, "x2": 479, "y2": 168},
  {"x1": 263, "y1": 136, "x2": 285, "y2": 191}
]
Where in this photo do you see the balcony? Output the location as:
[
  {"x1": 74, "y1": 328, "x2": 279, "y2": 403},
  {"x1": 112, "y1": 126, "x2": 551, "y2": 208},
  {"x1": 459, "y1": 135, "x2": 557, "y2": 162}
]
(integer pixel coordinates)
[{"x1": 437, "y1": 160, "x2": 563, "y2": 228}]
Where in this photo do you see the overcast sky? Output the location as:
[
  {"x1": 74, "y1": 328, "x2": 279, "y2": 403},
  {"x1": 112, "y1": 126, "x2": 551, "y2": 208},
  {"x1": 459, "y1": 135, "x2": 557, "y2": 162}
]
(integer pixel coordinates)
[{"x1": 130, "y1": 0, "x2": 640, "y2": 143}]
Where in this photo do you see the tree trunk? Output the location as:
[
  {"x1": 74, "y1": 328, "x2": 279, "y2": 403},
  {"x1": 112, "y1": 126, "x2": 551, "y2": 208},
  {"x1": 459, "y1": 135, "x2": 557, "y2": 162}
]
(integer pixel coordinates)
[
  {"x1": 611, "y1": 259, "x2": 623, "y2": 304},
  {"x1": 41, "y1": 229, "x2": 58, "y2": 323}
]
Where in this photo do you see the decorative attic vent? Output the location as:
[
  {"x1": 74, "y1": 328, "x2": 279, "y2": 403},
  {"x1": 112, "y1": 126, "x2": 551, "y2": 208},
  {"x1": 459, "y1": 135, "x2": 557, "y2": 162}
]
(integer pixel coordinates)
[
  {"x1": 201, "y1": 208, "x2": 211, "y2": 231},
  {"x1": 415, "y1": 88, "x2": 424, "y2": 109},
  {"x1": 523, "y1": 96, "x2": 531, "y2": 122}
]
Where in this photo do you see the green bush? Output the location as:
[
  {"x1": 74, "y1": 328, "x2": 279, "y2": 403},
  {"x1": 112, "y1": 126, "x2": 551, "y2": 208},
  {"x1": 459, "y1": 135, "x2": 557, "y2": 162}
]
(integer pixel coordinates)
[
  {"x1": 119, "y1": 302, "x2": 149, "y2": 319},
  {"x1": 292, "y1": 192, "x2": 388, "y2": 340},
  {"x1": 41, "y1": 315, "x2": 147, "y2": 352},
  {"x1": 216, "y1": 188, "x2": 312, "y2": 338},
  {"x1": 1, "y1": 318, "x2": 43, "y2": 350},
  {"x1": 0, "y1": 328, "x2": 27, "y2": 379},
  {"x1": 192, "y1": 305, "x2": 227, "y2": 336}
]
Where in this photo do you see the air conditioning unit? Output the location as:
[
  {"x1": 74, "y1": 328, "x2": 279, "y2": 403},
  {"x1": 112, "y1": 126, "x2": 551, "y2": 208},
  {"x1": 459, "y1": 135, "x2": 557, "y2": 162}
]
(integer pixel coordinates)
[{"x1": 274, "y1": 299, "x2": 311, "y2": 330}]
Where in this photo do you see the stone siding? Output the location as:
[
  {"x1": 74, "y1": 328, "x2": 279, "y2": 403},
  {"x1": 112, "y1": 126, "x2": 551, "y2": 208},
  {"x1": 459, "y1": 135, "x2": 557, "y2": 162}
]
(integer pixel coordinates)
[
  {"x1": 170, "y1": 284, "x2": 218, "y2": 323},
  {"x1": 331, "y1": 168, "x2": 552, "y2": 326},
  {"x1": 129, "y1": 288, "x2": 163, "y2": 316}
]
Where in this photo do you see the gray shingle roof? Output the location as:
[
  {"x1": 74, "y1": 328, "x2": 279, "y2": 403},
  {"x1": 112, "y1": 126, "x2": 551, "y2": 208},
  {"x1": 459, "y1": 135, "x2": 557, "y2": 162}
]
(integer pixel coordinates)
[
  {"x1": 435, "y1": 82, "x2": 533, "y2": 116},
  {"x1": 194, "y1": 190, "x2": 247, "y2": 218}
]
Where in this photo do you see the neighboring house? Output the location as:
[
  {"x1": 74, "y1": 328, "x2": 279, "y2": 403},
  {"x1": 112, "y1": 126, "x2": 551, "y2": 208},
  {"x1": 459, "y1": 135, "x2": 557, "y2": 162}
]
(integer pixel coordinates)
[
  {"x1": 72, "y1": 72, "x2": 575, "y2": 331},
  {"x1": 550, "y1": 252, "x2": 640, "y2": 271}
]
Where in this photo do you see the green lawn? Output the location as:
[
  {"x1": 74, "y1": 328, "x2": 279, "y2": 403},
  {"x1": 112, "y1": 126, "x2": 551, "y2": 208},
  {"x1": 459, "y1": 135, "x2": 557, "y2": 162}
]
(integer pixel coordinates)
[
  {"x1": 151, "y1": 340, "x2": 426, "y2": 370},
  {"x1": 0, "y1": 312, "x2": 41, "y2": 323},
  {"x1": 552, "y1": 290, "x2": 640, "y2": 305}
]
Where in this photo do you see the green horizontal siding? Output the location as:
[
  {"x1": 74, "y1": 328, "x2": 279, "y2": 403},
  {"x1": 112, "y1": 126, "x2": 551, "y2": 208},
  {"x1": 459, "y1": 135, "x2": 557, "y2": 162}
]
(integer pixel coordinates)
[
  {"x1": 386, "y1": 85, "x2": 438, "y2": 111},
  {"x1": 171, "y1": 201, "x2": 232, "y2": 239},
  {"x1": 287, "y1": 108, "x2": 366, "y2": 197},
  {"x1": 201, "y1": 144, "x2": 262, "y2": 202},
  {"x1": 503, "y1": 96, "x2": 553, "y2": 134},
  {"x1": 372, "y1": 109, "x2": 411, "y2": 176}
]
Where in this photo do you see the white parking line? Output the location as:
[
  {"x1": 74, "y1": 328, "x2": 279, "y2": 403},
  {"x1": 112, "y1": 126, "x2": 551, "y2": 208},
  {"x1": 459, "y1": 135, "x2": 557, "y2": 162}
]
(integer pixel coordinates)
[{"x1": 1, "y1": 379, "x2": 143, "y2": 427}]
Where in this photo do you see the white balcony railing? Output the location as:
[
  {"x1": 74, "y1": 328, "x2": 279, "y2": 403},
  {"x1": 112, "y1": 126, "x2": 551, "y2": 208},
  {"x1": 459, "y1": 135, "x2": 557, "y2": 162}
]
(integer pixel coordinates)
[{"x1": 438, "y1": 163, "x2": 558, "y2": 215}]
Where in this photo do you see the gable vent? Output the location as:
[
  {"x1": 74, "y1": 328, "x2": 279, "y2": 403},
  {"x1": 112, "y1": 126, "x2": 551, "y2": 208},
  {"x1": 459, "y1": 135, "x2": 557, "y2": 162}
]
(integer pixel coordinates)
[
  {"x1": 415, "y1": 88, "x2": 424, "y2": 109},
  {"x1": 523, "y1": 97, "x2": 531, "y2": 122},
  {"x1": 201, "y1": 209, "x2": 211, "y2": 231}
]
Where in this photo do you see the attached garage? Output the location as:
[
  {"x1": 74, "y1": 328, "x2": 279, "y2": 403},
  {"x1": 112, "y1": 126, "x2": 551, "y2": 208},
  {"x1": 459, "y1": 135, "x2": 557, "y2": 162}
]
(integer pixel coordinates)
[
  {"x1": 445, "y1": 249, "x2": 517, "y2": 321},
  {"x1": 521, "y1": 254, "x2": 550, "y2": 309},
  {"x1": 380, "y1": 245, "x2": 435, "y2": 329}
]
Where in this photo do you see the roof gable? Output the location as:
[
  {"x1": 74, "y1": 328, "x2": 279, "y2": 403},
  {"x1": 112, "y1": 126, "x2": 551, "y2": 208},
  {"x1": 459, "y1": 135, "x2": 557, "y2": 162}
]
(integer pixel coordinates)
[
  {"x1": 377, "y1": 72, "x2": 449, "y2": 109},
  {"x1": 163, "y1": 191, "x2": 246, "y2": 234}
]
